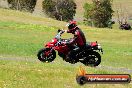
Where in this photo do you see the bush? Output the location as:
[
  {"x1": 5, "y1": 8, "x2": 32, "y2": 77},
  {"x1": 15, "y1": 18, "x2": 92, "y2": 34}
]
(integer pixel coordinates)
[
  {"x1": 84, "y1": 0, "x2": 114, "y2": 28},
  {"x1": 83, "y1": 3, "x2": 94, "y2": 26},
  {"x1": 7, "y1": 0, "x2": 37, "y2": 12},
  {"x1": 42, "y1": 0, "x2": 76, "y2": 21},
  {"x1": 42, "y1": 0, "x2": 56, "y2": 17}
]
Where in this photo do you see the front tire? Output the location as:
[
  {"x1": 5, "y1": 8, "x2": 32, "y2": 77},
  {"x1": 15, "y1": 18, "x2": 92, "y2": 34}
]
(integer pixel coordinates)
[{"x1": 37, "y1": 48, "x2": 56, "y2": 63}]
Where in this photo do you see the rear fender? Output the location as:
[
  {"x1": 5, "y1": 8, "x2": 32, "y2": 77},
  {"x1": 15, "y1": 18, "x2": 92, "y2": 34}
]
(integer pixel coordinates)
[{"x1": 86, "y1": 43, "x2": 103, "y2": 54}]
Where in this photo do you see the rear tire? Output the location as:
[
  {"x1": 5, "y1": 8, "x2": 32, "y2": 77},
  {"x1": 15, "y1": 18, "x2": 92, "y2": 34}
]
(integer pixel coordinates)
[
  {"x1": 81, "y1": 51, "x2": 101, "y2": 66},
  {"x1": 37, "y1": 48, "x2": 56, "y2": 62}
]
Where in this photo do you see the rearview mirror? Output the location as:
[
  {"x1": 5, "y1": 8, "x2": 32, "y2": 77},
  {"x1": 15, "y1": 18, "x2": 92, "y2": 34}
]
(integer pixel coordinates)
[{"x1": 58, "y1": 29, "x2": 61, "y2": 33}]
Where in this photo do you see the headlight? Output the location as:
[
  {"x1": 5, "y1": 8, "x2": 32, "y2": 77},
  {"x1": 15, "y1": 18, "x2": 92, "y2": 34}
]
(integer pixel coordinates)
[{"x1": 52, "y1": 39, "x2": 54, "y2": 42}]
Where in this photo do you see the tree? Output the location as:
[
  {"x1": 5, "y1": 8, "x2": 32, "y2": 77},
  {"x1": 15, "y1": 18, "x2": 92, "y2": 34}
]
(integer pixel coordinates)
[
  {"x1": 7, "y1": 0, "x2": 37, "y2": 12},
  {"x1": 84, "y1": 0, "x2": 114, "y2": 28},
  {"x1": 42, "y1": 0, "x2": 56, "y2": 17},
  {"x1": 42, "y1": 0, "x2": 76, "y2": 21},
  {"x1": 83, "y1": 3, "x2": 94, "y2": 26}
]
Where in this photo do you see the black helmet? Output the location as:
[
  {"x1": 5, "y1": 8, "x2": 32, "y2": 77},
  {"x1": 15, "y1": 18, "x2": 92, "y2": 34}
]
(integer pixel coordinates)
[{"x1": 66, "y1": 20, "x2": 77, "y2": 31}]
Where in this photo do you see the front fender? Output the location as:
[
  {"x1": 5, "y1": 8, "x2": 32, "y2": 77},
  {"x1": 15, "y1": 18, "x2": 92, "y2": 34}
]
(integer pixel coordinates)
[{"x1": 45, "y1": 42, "x2": 54, "y2": 48}]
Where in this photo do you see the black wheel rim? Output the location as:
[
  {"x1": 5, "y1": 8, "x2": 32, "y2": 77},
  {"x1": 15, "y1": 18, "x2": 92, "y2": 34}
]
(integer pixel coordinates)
[
  {"x1": 84, "y1": 54, "x2": 99, "y2": 66},
  {"x1": 89, "y1": 54, "x2": 98, "y2": 64},
  {"x1": 40, "y1": 51, "x2": 54, "y2": 62}
]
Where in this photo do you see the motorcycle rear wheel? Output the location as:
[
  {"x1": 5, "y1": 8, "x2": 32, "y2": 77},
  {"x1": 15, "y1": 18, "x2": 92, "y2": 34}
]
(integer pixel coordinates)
[
  {"x1": 81, "y1": 51, "x2": 101, "y2": 66},
  {"x1": 37, "y1": 48, "x2": 56, "y2": 63}
]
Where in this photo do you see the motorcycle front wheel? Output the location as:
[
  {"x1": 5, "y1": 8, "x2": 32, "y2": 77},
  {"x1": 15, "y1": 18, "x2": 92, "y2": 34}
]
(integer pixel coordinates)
[
  {"x1": 37, "y1": 48, "x2": 56, "y2": 63},
  {"x1": 81, "y1": 51, "x2": 101, "y2": 66}
]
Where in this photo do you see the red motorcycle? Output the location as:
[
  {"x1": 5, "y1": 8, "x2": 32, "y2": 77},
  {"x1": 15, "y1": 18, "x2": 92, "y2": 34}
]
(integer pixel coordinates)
[{"x1": 37, "y1": 30, "x2": 103, "y2": 66}]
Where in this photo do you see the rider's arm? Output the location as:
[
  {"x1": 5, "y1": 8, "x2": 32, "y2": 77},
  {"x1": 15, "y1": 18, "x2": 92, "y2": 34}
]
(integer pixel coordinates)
[
  {"x1": 63, "y1": 29, "x2": 70, "y2": 33},
  {"x1": 65, "y1": 31, "x2": 78, "y2": 45},
  {"x1": 63, "y1": 30, "x2": 69, "y2": 33},
  {"x1": 66, "y1": 30, "x2": 70, "y2": 33}
]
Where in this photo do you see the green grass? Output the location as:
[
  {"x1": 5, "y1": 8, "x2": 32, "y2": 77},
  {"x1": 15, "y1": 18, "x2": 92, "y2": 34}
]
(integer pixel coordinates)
[
  {"x1": 0, "y1": 21, "x2": 132, "y2": 88},
  {"x1": 0, "y1": 60, "x2": 132, "y2": 88},
  {"x1": 0, "y1": 8, "x2": 66, "y2": 28},
  {"x1": 0, "y1": 8, "x2": 132, "y2": 88},
  {"x1": 0, "y1": 21, "x2": 56, "y2": 57},
  {"x1": 0, "y1": 21, "x2": 132, "y2": 69}
]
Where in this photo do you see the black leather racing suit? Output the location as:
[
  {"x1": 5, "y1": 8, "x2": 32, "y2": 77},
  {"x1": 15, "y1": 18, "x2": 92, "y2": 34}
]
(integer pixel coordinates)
[
  {"x1": 67, "y1": 27, "x2": 86, "y2": 48},
  {"x1": 65, "y1": 27, "x2": 86, "y2": 62}
]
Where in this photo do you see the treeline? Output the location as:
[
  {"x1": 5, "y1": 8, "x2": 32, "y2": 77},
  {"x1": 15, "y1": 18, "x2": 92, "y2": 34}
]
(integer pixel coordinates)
[
  {"x1": 6, "y1": 0, "x2": 76, "y2": 21},
  {"x1": 5, "y1": 0, "x2": 114, "y2": 28}
]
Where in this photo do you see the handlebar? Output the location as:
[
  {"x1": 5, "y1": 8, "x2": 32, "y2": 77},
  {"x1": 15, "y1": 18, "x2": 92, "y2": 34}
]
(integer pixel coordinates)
[
  {"x1": 55, "y1": 29, "x2": 70, "y2": 46},
  {"x1": 55, "y1": 29, "x2": 65, "y2": 39}
]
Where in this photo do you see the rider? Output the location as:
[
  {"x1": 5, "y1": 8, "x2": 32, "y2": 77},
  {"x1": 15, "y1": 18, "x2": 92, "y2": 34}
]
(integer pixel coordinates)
[
  {"x1": 62, "y1": 20, "x2": 87, "y2": 62},
  {"x1": 64, "y1": 20, "x2": 86, "y2": 49}
]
